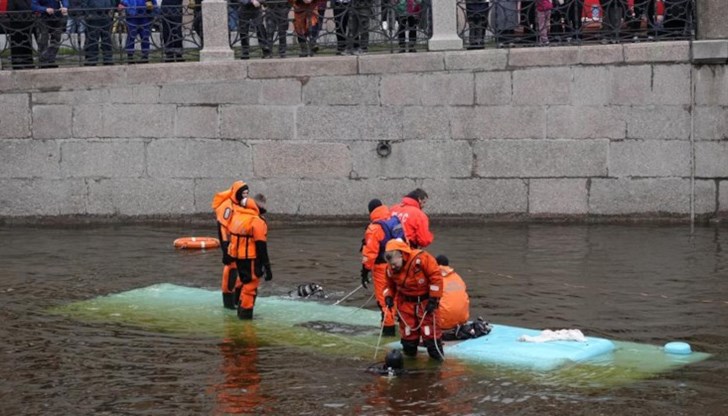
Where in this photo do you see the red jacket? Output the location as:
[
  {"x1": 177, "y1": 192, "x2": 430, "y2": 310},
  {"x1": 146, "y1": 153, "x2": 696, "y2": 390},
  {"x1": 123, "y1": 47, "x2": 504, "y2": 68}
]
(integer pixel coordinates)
[
  {"x1": 361, "y1": 205, "x2": 391, "y2": 271},
  {"x1": 390, "y1": 196, "x2": 433, "y2": 248}
]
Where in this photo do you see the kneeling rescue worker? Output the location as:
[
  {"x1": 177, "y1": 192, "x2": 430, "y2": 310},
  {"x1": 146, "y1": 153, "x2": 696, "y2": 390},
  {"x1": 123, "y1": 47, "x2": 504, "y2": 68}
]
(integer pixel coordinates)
[
  {"x1": 226, "y1": 193, "x2": 272, "y2": 320},
  {"x1": 212, "y1": 180, "x2": 250, "y2": 310},
  {"x1": 382, "y1": 238, "x2": 444, "y2": 360}
]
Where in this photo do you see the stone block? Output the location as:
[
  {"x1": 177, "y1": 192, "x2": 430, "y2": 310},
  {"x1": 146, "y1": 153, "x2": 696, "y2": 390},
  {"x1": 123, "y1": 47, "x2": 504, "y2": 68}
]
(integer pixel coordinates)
[
  {"x1": 109, "y1": 85, "x2": 160, "y2": 103},
  {"x1": 547, "y1": 106, "x2": 626, "y2": 140},
  {"x1": 444, "y1": 49, "x2": 508, "y2": 71},
  {"x1": 529, "y1": 179, "x2": 588, "y2": 214},
  {"x1": 247, "y1": 56, "x2": 357, "y2": 79},
  {"x1": 421, "y1": 178, "x2": 528, "y2": 214},
  {"x1": 625, "y1": 106, "x2": 691, "y2": 140},
  {"x1": 695, "y1": 141, "x2": 728, "y2": 177},
  {"x1": 0, "y1": 179, "x2": 87, "y2": 216},
  {"x1": 13, "y1": 65, "x2": 128, "y2": 91},
  {"x1": 609, "y1": 65, "x2": 652, "y2": 105},
  {"x1": 720, "y1": 181, "x2": 728, "y2": 213},
  {"x1": 32, "y1": 105, "x2": 72, "y2": 140},
  {"x1": 72, "y1": 104, "x2": 105, "y2": 138},
  {"x1": 475, "y1": 71, "x2": 512, "y2": 106},
  {"x1": 260, "y1": 78, "x2": 302, "y2": 105},
  {"x1": 508, "y1": 46, "x2": 579, "y2": 68},
  {"x1": 571, "y1": 66, "x2": 611, "y2": 105},
  {"x1": 159, "y1": 81, "x2": 260, "y2": 104},
  {"x1": 87, "y1": 178, "x2": 195, "y2": 215},
  {"x1": 578, "y1": 44, "x2": 624, "y2": 65},
  {"x1": 0, "y1": 140, "x2": 61, "y2": 179},
  {"x1": 450, "y1": 106, "x2": 546, "y2": 139},
  {"x1": 102, "y1": 104, "x2": 176, "y2": 138},
  {"x1": 351, "y1": 140, "x2": 472, "y2": 179},
  {"x1": 694, "y1": 65, "x2": 728, "y2": 106},
  {"x1": 126, "y1": 61, "x2": 248, "y2": 85},
  {"x1": 60, "y1": 140, "x2": 146, "y2": 178},
  {"x1": 175, "y1": 106, "x2": 220, "y2": 138},
  {"x1": 0, "y1": 71, "x2": 16, "y2": 93},
  {"x1": 296, "y1": 106, "x2": 403, "y2": 141},
  {"x1": 402, "y1": 107, "x2": 452, "y2": 139},
  {"x1": 148, "y1": 139, "x2": 251, "y2": 179},
  {"x1": 0, "y1": 93, "x2": 31, "y2": 139},
  {"x1": 609, "y1": 140, "x2": 691, "y2": 177},
  {"x1": 589, "y1": 178, "x2": 715, "y2": 215},
  {"x1": 32, "y1": 89, "x2": 110, "y2": 105},
  {"x1": 220, "y1": 105, "x2": 295, "y2": 139},
  {"x1": 694, "y1": 107, "x2": 728, "y2": 140},
  {"x1": 358, "y1": 53, "x2": 445, "y2": 74},
  {"x1": 623, "y1": 41, "x2": 690, "y2": 64},
  {"x1": 474, "y1": 139, "x2": 608, "y2": 177},
  {"x1": 651, "y1": 65, "x2": 691, "y2": 105},
  {"x1": 512, "y1": 67, "x2": 571, "y2": 105},
  {"x1": 253, "y1": 142, "x2": 351, "y2": 178},
  {"x1": 303, "y1": 75, "x2": 379, "y2": 106},
  {"x1": 691, "y1": 40, "x2": 728, "y2": 63},
  {"x1": 380, "y1": 72, "x2": 474, "y2": 106}
]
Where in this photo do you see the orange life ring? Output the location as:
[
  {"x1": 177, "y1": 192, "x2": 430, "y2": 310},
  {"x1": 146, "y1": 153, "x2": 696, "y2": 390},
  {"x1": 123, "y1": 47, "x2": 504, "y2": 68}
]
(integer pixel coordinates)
[{"x1": 173, "y1": 237, "x2": 220, "y2": 249}]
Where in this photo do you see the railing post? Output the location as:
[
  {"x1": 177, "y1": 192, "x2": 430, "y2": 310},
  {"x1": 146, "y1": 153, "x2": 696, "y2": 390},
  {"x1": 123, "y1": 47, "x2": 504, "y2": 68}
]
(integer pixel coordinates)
[
  {"x1": 428, "y1": 0, "x2": 463, "y2": 51},
  {"x1": 200, "y1": 0, "x2": 234, "y2": 62}
]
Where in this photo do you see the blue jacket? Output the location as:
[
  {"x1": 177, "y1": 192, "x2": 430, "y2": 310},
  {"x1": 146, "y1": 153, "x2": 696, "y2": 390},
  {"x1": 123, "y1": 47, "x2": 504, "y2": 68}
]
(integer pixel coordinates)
[
  {"x1": 31, "y1": 0, "x2": 69, "y2": 13},
  {"x1": 120, "y1": 0, "x2": 158, "y2": 16}
]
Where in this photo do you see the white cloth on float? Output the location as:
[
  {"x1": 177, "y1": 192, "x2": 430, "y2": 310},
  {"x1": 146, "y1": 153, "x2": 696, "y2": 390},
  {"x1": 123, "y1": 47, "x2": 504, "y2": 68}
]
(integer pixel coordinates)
[{"x1": 518, "y1": 329, "x2": 587, "y2": 343}]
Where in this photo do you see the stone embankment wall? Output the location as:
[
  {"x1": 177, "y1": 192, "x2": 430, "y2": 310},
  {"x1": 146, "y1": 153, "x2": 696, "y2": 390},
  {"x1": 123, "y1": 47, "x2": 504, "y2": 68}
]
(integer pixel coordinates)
[{"x1": 0, "y1": 42, "x2": 726, "y2": 221}]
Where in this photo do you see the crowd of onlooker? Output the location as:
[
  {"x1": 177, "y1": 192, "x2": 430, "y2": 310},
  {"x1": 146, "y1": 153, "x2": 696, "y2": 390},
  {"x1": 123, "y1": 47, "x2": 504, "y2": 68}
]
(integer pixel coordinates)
[{"x1": 0, "y1": 0, "x2": 695, "y2": 70}]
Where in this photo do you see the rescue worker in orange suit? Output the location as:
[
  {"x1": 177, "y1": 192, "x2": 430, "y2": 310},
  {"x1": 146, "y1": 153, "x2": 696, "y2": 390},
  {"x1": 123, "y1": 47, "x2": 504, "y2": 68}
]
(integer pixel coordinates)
[
  {"x1": 435, "y1": 255, "x2": 469, "y2": 331},
  {"x1": 390, "y1": 188, "x2": 434, "y2": 249},
  {"x1": 212, "y1": 180, "x2": 250, "y2": 310},
  {"x1": 226, "y1": 193, "x2": 272, "y2": 320},
  {"x1": 361, "y1": 199, "x2": 401, "y2": 337},
  {"x1": 382, "y1": 238, "x2": 444, "y2": 360}
]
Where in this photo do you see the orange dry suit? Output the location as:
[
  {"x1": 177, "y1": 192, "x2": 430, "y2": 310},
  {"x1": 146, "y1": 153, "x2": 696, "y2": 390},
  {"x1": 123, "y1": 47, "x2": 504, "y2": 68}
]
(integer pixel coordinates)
[
  {"x1": 437, "y1": 265, "x2": 470, "y2": 330},
  {"x1": 225, "y1": 197, "x2": 271, "y2": 319},
  {"x1": 362, "y1": 205, "x2": 398, "y2": 331},
  {"x1": 383, "y1": 239, "x2": 443, "y2": 359},
  {"x1": 390, "y1": 196, "x2": 434, "y2": 249},
  {"x1": 212, "y1": 181, "x2": 248, "y2": 309}
]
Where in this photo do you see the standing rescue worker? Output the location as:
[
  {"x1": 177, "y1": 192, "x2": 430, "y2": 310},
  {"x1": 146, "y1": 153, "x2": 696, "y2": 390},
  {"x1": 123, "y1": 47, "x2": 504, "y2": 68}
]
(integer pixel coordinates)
[
  {"x1": 226, "y1": 194, "x2": 272, "y2": 320},
  {"x1": 212, "y1": 181, "x2": 249, "y2": 310},
  {"x1": 361, "y1": 199, "x2": 405, "y2": 337},
  {"x1": 390, "y1": 188, "x2": 433, "y2": 249},
  {"x1": 382, "y1": 239, "x2": 444, "y2": 360}
]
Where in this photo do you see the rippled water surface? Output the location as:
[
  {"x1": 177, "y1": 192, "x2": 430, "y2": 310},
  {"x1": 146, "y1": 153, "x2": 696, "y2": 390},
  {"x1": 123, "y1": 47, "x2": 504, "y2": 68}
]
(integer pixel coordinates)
[{"x1": 1, "y1": 224, "x2": 727, "y2": 415}]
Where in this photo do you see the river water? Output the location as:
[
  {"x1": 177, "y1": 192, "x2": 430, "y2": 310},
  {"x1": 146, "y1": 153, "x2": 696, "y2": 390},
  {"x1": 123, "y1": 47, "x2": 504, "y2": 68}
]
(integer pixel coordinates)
[{"x1": 1, "y1": 223, "x2": 727, "y2": 415}]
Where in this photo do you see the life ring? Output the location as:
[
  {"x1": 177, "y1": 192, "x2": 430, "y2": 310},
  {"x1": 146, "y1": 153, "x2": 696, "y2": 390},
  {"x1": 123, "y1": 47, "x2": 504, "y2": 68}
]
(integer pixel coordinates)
[{"x1": 173, "y1": 237, "x2": 220, "y2": 249}]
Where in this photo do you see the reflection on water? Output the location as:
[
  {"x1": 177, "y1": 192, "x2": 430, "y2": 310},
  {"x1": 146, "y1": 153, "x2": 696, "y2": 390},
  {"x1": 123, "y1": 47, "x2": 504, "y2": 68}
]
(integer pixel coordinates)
[{"x1": 1, "y1": 224, "x2": 727, "y2": 415}]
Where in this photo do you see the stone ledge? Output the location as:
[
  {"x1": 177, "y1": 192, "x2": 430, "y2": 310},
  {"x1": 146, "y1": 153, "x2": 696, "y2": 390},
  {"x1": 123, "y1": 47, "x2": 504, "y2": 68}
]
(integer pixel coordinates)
[
  {"x1": 248, "y1": 56, "x2": 358, "y2": 79},
  {"x1": 691, "y1": 40, "x2": 728, "y2": 64},
  {"x1": 358, "y1": 52, "x2": 445, "y2": 74}
]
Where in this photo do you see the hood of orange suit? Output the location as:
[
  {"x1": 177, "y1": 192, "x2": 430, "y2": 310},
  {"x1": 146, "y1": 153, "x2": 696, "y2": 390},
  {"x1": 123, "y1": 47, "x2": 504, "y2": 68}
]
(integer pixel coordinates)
[
  {"x1": 369, "y1": 205, "x2": 391, "y2": 222},
  {"x1": 211, "y1": 181, "x2": 247, "y2": 209}
]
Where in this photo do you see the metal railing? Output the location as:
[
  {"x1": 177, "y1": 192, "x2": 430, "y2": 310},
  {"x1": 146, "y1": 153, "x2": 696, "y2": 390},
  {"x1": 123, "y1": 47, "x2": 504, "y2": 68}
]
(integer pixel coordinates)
[{"x1": 0, "y1": 0, "x2": 697, "y2": 69}]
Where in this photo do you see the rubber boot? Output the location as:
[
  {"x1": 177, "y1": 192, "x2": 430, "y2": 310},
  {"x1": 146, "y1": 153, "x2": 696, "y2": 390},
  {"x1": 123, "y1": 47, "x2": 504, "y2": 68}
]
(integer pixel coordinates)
[
  {"x1": 425, "y1": 339, "x2": 444, "y2": 361},
  {"x1": 222, "y1": 293, "x2": 236, "y2": 310},
  {"x1": 237, "y1": 307, "x2": 253, "y2": 320},
  {"x1": 401, "y1": 339, "x2": 418, "y2": 357},
  {"x1": 382, "y1": 325, "x2": 396, "y2": 337}
]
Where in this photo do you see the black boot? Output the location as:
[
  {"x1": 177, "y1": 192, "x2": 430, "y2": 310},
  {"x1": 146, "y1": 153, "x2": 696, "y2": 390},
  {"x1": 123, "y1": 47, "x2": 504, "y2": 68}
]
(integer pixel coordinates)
[
  {"x1": 382, "y1": 325, "x2": 396, "y2": 337},
  {"x1": 425, "y1": 339, "x2": 444, "y2": 361},
  {"x1": 222, "y1": 293, "x2": 236, "y2": 310},
  {"x1": 237, "y1": 307, "x2": 253, "y2": 320},
  {"x1": 401, "y1": 339, "x2": 419, "y2": 357}
]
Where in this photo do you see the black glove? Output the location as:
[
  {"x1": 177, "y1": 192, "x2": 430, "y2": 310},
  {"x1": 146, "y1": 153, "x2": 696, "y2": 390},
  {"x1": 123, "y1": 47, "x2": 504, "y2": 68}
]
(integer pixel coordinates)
[
  {"x1": 425, "y1": 297, "x2": 439, "y2": 314},
  {"x1": 360, "y1": 267, "x2": 371, "y2": 289},
  {"x1": 263, "y1": 264, "x2": 272, "y2": 281},
  {"x1": 254, "y1": 260, "x2": 263, "y2": 278},
  {"x1": 384, "y1": 296, "x2": 394, "y2": 310},
  {"x1": 221, "y1": 242, "x2": 233, "y2": 265}
]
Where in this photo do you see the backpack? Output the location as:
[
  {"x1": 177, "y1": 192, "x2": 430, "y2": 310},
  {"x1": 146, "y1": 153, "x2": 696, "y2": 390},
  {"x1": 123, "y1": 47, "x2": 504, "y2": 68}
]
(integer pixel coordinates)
[
  {"x1": 375, "y1": 215, "x2": 406, "y2": 260},
  {"x1": 442, "y1": 317, "x2": 493, "y2": 341}
]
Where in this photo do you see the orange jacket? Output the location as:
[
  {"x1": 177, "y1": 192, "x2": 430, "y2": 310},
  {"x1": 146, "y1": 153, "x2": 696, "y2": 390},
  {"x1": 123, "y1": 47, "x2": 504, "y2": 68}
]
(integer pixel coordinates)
[
  {"x1": 212, "y1": 181, "x2": 248, "y2": 244},
  {"x1": 390, "y1": 196, "x2": 433, "y2": 248},
  {"x1": 361, "y1": 205, "x2": 391, "y2": 271},
  {"x1": 437, "y1": 266, "x2": 470, "y2": 330},
  {"x1": 383, "y1": 241, "x2": 442, "y2": 300},
  {"x1": 226, "y1": 198, "x2": 267, "y2": 260}
]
